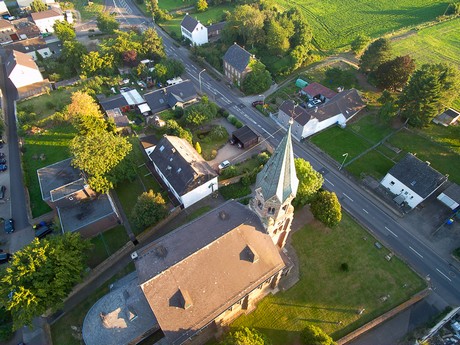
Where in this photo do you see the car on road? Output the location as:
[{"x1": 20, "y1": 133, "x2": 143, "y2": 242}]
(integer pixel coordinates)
[
  {"x1": 4, "y1": 219, "x2": 14, "y2": 233},
  {"x1": 0, "y1": 164, "x2": 7, "y2": 172},
  {"x1": 218, "y1": 160, "x2": 231, "y2": 170},
  {"x1": 307, "y1": 98, "x2": 322, "y2": 108},
  {"x1": 0, "y1": 252, "x2": 12, "y2": 264},
  {"x1": 0, "y1": 158, "x2": 6, "y2": 164},
  {"x1": 0, "y1": 152, "x2": 5, "y2": 158},
  {"x1": 0, "y1": 185, "x2": 5, "y2": 199},
  {"x1": 252, "y1": 100, "x2": 264, "y2": 107}
]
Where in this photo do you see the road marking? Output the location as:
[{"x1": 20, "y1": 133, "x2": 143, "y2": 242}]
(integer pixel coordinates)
[
  {"x1": 409, "y1": 246, "x2": 423, "y2": 259},
  {"x1": 362, "y1": 208, "x2": 369, "y2": 214},
  {"x1": 436, "y1": 268, "x2": 452, "y2": 282},
  {"x1": 324, "y1": 178, "x2": 334, "y2": 186},
  {"x1": 343, "y1": 193, "x2": 354, "y2": 202},
  {"x1": 385, "y1": 226, "x2": 398, "y2": 238}
]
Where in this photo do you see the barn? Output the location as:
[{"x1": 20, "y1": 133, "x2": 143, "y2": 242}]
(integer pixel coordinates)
[{"x1": 231, "y1": 125, "x2": 259, "y2": 149}]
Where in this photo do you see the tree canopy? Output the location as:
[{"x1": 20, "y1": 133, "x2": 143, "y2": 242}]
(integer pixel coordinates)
[
  {"x1": 30, "y1": 0, "x2": 47, "y2": 12},
  {"x1": 351, "y1": 34, "x2": 370, "y2": 55},
  {"x1": 65, "y1": 91, "x2": 106, "y2": 132},
  {"x1": 139, "y1": 28, "x2": 165, "y2": 60},
  {"x1": 293, "y1": 158, "x2": 324, "y2": 206},
  {"x1": 61, "y1": 40, "x2": 87, "y2": 75},
  {"x1": 0, "y1": 233, "x2": 90, "y2": 330},
  {"x1": 196, "y1": 0, "x2": 208, "y2": 12},
  {"x1": 80, "y1": 51, "x2": 114, "y2": 77},
  {"x1": 97, "y1": 12, "x2": 120, "y2": 34},
  {"x1": 131, "y1": 190, "x2": 168, "y2": 229},
  {"x1": 53, "y1": 20, "x2": 76, "y2": 42},
  {"x1": 220, "y1": 327, "x2": 271, "y2": 345},
  {"x1": 375, "y1": 55, "x2": 415, "y2": 91},
  {"x1": 242, "y1": 60, "x2": 271, "y2": 94},
  {"x1": 359, "y1": 38, "x2": 391, "y2": 74},
  {"x1": 310, "y1": 190, "x2": 342, "y2": 227},
  {"x1": 398, "y1": 63, "x2": 460, "y2": 127},
  {"x1": 301, "y1": 325, "x2": 336, "y2": 345}
]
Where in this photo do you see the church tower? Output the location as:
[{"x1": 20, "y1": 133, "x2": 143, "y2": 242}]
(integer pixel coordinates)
[{"x1": 250, "y1": 122, "x2": 299, "y2": 248}]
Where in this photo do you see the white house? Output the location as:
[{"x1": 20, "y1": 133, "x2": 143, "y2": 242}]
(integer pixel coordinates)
[
  {"x1": 31, "y1": 8, "x2": 64, "y2": 33},
  {"x1": 180, "y1": 14, "x2": 208, "y2": 46},
  {"x1": 5, "y1": 50, "x2": 44, "y2": 89},
  {"x1": 381, "y1": 153, "x2": 448, "y2": 209},
  {"x1": 278, "y1": 89, "x2": 366, "y2": 140},
  {"x1": 149, "y1": 135, "x2": 218, "y2": 209},
  {"x1": 0, "y1": 1, "x2": 9, "y2": 16}
]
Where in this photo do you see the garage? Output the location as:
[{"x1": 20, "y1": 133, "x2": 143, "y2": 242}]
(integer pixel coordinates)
[
  {"x1": 437, "y1": 183, "x2": 460, "y2": 210},
  {"x1": 231, "y1": 125, "x2": 259, "y2": 149}
]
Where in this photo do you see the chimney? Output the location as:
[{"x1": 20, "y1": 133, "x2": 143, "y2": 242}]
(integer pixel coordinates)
[
  {"x1": 314, "y1": 106, "x2": 318, "y2": 113},
  {"x1": 426, "y1": 161, "x2": 431, "y2": 166}
]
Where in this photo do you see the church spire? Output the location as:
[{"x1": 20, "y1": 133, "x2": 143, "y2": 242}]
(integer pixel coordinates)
[{"x1": 250, "y1": 123, "x2": 299, "y2": 248}]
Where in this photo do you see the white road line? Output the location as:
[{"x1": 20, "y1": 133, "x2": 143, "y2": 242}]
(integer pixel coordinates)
[
  {"x1": 324, "y1": 178, "x2": 334, "y2": 186},
  {"x1": 343, "y1": 193, "x2": 354, "y2": 202},
  {"x1": 436, "y1": 268, "x2": 452, "y2": 282},
  {"x1": 385, "y1": 226, "x2": 398, "y2": 238},
  {"x1": 363, "y1": 208, "x2": 369, "y2": 214},
  {"x1": 409, "y1": 246, "x2": 423, "y2": 259}
]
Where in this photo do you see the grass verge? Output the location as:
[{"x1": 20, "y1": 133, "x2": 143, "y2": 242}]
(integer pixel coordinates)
[{"x1": 86, "y1": 225, "x2": 129, "y2": 268}]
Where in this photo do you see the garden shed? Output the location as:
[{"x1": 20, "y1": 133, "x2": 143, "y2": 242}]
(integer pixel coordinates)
[
  {"x1": 295, "y1": 78, "x2": 308, "y2": 88},
  {"x1": 232, "y1": 125, "x2": 259, "y2": 149}
]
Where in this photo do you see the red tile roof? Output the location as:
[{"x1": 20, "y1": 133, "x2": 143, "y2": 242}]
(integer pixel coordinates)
[{"x1": 302, "y1": 82, "x2": 337, "y2": 99}]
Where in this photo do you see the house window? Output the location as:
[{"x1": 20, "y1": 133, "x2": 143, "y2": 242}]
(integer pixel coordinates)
[
  {"x1": 268, "y1": 207, "x2": 275, "y2": 215},
  {"x1": 257, "y1": 284, "x2": 263, "y2": 290},
  {"x1": 390, "y1": 181, "x2": 395, "y2": 186},
  {"x1": 257, "y1": 200, "x2": 262, "y2": 209},
  {"x1": 159, "y1": 145, "x2": 165, "y2": 152}
]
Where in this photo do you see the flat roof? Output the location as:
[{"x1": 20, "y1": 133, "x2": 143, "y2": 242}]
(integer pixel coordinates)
[{"x1": 37, "y1": 158, "x2": 81, "y2": 201}]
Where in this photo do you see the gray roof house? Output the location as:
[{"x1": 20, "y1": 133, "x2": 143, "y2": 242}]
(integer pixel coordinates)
[
  {"x1": 223, "y1": 43, "x2": 254, "y2": 86},
  {"x1": 433, "y1": 108, "x2": 460, "y2": 127},
  {"x1": 180, "y1": 14, "x2": 208, "y2": 46},
  {"x1": 381, "y1": 153, "x2": 448, "y2": 209},
  {"x1": 143, "y1": 80, "x2": 197, "y2": 115},
  {"x1": 37, "y1": 158, "x2": 120, "y2": 237},
  {"x1": 149, "y1": 135, "x2": 218, "y2": 208}
]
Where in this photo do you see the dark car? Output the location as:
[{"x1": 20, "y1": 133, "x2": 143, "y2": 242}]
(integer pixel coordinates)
[
  {"x1": 252, "y1": 100, "x2": 264, "y2": 107},
  {"x1": 4, "y1": 219, "x2": 14, "y2": 233},
  {"x1": 0, "y1": 152, "x2": 5, "y2": 158},
  {"x1": 0, "y1": 252, "x2": 12, "y2": 264},
  {"x1": 35, "y1": 225, "x2": 53, "y2": 239},
  {"x1": 0, "y1": 164, "x2": 7, "y2": 172},
  {"x1": 0, "y1": 185, "x2": 5, "y2": 199},
  {"x1": 0, "y1": 159, "x2": 6, "y2": 164}
]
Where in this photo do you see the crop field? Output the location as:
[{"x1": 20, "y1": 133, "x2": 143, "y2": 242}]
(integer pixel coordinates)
[{"x1": 265, "y1": 0, "x2": 448, "y2": 50}]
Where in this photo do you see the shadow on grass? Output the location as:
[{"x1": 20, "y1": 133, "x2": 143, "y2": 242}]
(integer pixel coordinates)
[{"x1": 273, "y1": 302, "x2": 357, "y2": 314}]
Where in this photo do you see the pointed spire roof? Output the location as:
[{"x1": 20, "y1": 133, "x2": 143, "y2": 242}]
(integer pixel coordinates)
[{"x1": 255, "y1": 124, "x2": 299, "y2": 203}]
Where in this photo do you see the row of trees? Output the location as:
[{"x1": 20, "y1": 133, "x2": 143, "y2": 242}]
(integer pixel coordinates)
[{"x1": 359, "y1": 38, "x2": 460, "y2": 127}]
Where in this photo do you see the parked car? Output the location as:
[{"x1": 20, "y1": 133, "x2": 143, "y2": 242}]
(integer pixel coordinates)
[
  {"x1": 0, "y1": 185, "x2": 5, "y2": 199},
  {"x1": 0, "y1": 159, "x2": 6, "y2": 164},
  {"x1": 252, "y1": 100, "x2": 264, "y2": 107},
  {"x1": 4, "y1": 219, "x2": 14, "y2": 233},
  {"x1": 307, "y1": 99, "x2": 322, "y2": 108},
  {"x1": 0, "y1": 252, "x2": 12, "y2": 264},
  {"x1": 0, "y1": 164, "x2": 7, "y2": 172},
  {"x1": 0, "y1": 152, "x2": 5, "y2": 158},
  {"x1": 218, "y1": 160, "x2": 231, "y2": 170},
  {"x1": 35, "y1": 225, "x2": 53, "y2": 240}
]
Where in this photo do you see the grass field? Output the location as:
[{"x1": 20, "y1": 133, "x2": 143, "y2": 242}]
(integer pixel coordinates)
[
  {"x1": 273, "y1": 0, "x2": 447, "y2": 50},
  {"x1": 86, "y1": 225, "x2": 129, "y2": 268},
  {"x1": 18, "y1": 88, "x2": 73, "y2": 120},
  {"x1": 231, "y1": 213, "x2": 426, "y2": 344},
  {"x1": 157, "y1": 0, "x2": 195, "y2": 11}
]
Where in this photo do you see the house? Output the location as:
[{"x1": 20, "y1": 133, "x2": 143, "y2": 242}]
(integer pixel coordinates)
[
  {"x1": 223, "y1": 43, "x2": 254, "y2": 87},
  {"x1": 207, "y1": 21, "x2": 225, "y2": 41},
  {"x1": 143, "y1": 80, "x2": 198, "y2": 115},
  {"x1": 432, "y1": 108, "x2": 460, "y2": 127},
  {"x1": 381, "y1": 153, "x2": 448, "y2": 209},
  {"x1": 31, "y1": 8, "x2": 64, "y2": 33},
  {"x1": 301, "y1": 82, "x2": 337, "y2": 102},
  {"x1": 437, "y1": 183, "x2": 460, "y2": 210},
  {"x1": 140, "y1": 134, "x2": 159, "y2": 156},
  {"x1": 98, "y1": 89, "x2": 150, "y2": 115},
  {"x1": 180, "y1": 14, "x2": 208, "y2": 46},
  {"x1": 8, "y1": 37, "x2": 56, "y2": 60},
  {"x1": 13, "y1": 18, "x2": 41, "y2": 40},
  {"x1": 5, "y1": 49, "x2": 44, "y2": 89},
  {"x1": 0, "y1": 19, "x2": 15, "y2": 44},
  {"x1": 0, "y1": 1, "x2": 9, "y2": 16},
  {"x1": 83, "y1": 125, "x2": 299, "y2": 344},
  {"x1": 37, "y1": 158, "x2": 121, "y2": 237},
  {"x1": 231, "y1": 125, "x2": 259, "y2": 149},
  {"x1": 149, "y1": 135, "x2": 218, "y2": 209},
  {"x1": 278, "y1": 89, "x2": 366, "y2": 140},
  {"x1": 106, "y1": 108, "x2": 131, "y2": 132}
]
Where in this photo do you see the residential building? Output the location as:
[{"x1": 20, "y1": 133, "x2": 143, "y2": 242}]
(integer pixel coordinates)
[
  {"x1": 37, "y1": 158, "x2": 120, "y2": 238},
  {"x1": 13, "y1": 18, "x2": 41, "y2": 40},
  {"x1": 223, "y1": 43, "x2": 254, "y2": 87},
  {"x1": 31, "y1": 8, "x2": 64, "y2": 33},
  {"x1": 301, "y1": 82, "x2": 337, "y2": 102},
  {"x1": 8, "y1": 37, "x2": 57, "y2": 60},
  {"x1": 149, "y1": 135, "x2": 218, "y2": 209},
  {"x1": 0, "y1": 19, "x2": 15, "y2": 44},
  {"x1": 437, "y1": 183, "x2": 460, "y2": 210},
  {"x1": 17, "y1": 0, "x2": 55, "y2": 10},
  {"x1": 207, "y1": 21, "x2": 225, "y2": 41},
  {"x1": 143, "y1": 80, "x2": 198, "y2": 115},
  {"x1": 0, "y1": 1, "x2": 9, "y2": 16},
  {"x1": 432, "y1": 108, "x2": 460, "y2": 127},
  {"x1": 278, "y1": 89, "x2": 366, "y2": 140},
  {"x1": 98, "y1": 89, "x2": 150, "y2": 115},
  {"x1": 5, "y1": 49, "x2": 43, "y2": 88},
  {"x1": 180, "y1": 14, "x2": 208, "y2": 46},
  {"x1": 381, "y1": 153, "x2": 448, "y2": 209}
]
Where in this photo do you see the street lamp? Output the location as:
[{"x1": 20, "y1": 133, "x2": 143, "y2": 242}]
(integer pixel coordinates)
[
  {"x1": 199, "y1": 68, "x2": 206, "y2": 94},
  {"x1": 340, "y1": 153, "x2": 349, "y2": 170}
]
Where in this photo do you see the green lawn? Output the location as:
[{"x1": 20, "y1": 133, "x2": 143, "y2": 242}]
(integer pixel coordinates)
[
  {"x1": 158, "y1": 0, "x2": 195, "y2": 11},
  {"x1": 346, "y1": 150, "x2": 395, "y2": 180},
  {"x1": 199, "y1": 133, "x2": 229, "y2": 161},
  {"x1": 23, "y1": 124, "x2": 77, "y2": 218},
  {"x1": 86, "y1": 225, "x2": 129, "y2": 268},
  {"x1": 50, "y1": 262, "x2": 135, "y2": 345},
  {"x1": 68, "y1": 0, "x2": 104, "y2": 20},
  {"x1": 348, "y1": 114, "x2": 394, "y2": 143},
  {"x1": 273, "y1": 0, "x2": 447, "y2": 51},
  {"x1": 231, "y1": 214, "x2": 426, "y2": 344},
  {"x1": 17, "y1": 88, "x2": 74, "y2": 119},
  {"x1": 185, "y1": 205, "x2": 212, "y2": 222}
]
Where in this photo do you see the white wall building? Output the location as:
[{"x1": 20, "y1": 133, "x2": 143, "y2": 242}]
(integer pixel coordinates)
[
  {"x1": 5, "y1": 50, "x2": 44, "y2": 89},
  {"x1": 31, "y1": 9, "x2": 64, "y2": 33},
  {"x1": 180, "y1": 14, "x2": 208, "y2": 46}
]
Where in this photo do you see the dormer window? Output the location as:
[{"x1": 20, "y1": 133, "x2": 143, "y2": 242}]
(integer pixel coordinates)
[{"x1": 268, "y1": 207, "x2": 275, "y2": 215}]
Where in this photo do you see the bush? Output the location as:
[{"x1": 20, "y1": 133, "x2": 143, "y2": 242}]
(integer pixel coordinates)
[
  {"x1": 209, "y1": 125, "x2": 228, "y2": 140},
  {"x1": 311, "y1": 190, "x2": 342, "y2": 227},
  {"x1": 220, "y1": 166, "x2": 238, "y2": 179},
  {"x1": 340, "y1": 263, "x2": 349, "y2": 272},
  {"x1": 219, "y1": 182, "x2": 251, "y2": 200},
  {"x1": 301, "y1": 325, "x2": 336, "y2": 345},
  {"x1": 257, "y1": 152, "x2": 270, "y2": 165}
]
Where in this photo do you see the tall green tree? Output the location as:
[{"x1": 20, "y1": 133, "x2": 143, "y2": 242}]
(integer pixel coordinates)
[
  {"x1": 242, "y1": 60, "x2": 271, "y2": 94},
  {"x1": 97, "y1": 12, "x2": 120, "y2": 34},
  {"x1": 0, "y1": 233, "x2": 90, "y2": 330},
  {"x1": 131, "y1": 190, "x2": 167, "y2": 229},
  {"x1": 398, "y1": 63, "x2": 460, "y2": 127},
  {"x1": 226, "y1": 5, "x2": 265, "y2": 46},
  {"x1": 140, "y1": 28, "x2": 165, "y2": 60},
  {"x1": 53, "y1": 20, "x2": 76, "y2": 42},
  {"x1": 375, "y1": 55, "x2": 415, "y2": 91},
  {"x1": 377, "y1": 90, "x2": 398, "y2": 122},
  {"x1": 220, "y1": 327, "x2": 271, "y2": 345},
  {"x1": 310, "y1": 191, "x2": 342, "y2": 228},
  {"x1": 351, "y1": 34, "x2": 370, "y2": 55},
  {"x1": 196, "y1": 0, "x2": 208, "y2": 12},
  {"x1": 154, "y1": 59, "x2": 185, "y2": 83},
  {"x1": 65, "y1": 91, "x2": 106, "y2": 133},
  {"x1": 61, "y1": 40, "x2": 87, "y2": 74},
  {"x1": 30, "y1": 0, "x2": 47, "y2": 12},
  {"x1": 293, "y1": 158, "x2": 324, "y2": 206},
  {"x1": 359, "y1": 38, "x2": 391, "y2": 74},
  {"x1": 266, "y1": 19, "x2": 290, "y2": 55},
  {"x1": 301, "y1": 325, "x2": 336, "y2": 345},
  {"x1": 80, "y1": 51, "x2": 114, "y2": 77}
]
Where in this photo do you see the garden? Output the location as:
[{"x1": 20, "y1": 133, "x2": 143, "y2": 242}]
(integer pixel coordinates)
[{"x1": 231, "y1": 213, "x2": 426, "y2": 344}]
